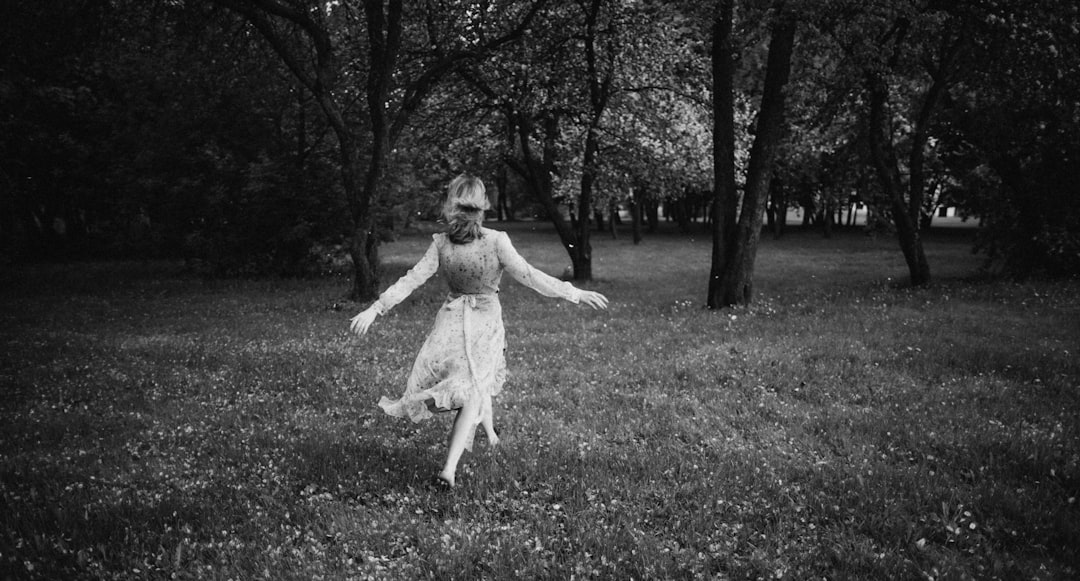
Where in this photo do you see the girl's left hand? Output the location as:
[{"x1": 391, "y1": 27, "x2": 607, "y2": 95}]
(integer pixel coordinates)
[{"x1": 349, "y1": 307, "x2": 379, "y2": 336}]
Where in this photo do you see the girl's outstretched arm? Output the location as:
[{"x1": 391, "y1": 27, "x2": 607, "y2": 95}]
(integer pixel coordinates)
[
  {"x1": 350, "y1": 236, "x2": 440, "y2": 336},
  {"x1": 495, "y1": 231, "x2": 608, "y2": 309}
]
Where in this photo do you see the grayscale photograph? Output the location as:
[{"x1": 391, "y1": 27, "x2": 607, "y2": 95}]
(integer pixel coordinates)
[{"x1": 1, "y1": 0, "x2": 1077, "y2": 579}]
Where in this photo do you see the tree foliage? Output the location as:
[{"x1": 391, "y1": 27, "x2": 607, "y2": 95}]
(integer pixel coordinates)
[
  {"x1": 0, "y1": 0, "x2": 344, "y2": 274},
  {"x1": 942, "y1": 0, "x2": 1080, "y2": 277},
  {"x1": 3, "y1": 0, "x2": 1078, "y2": 290},
  {"x1": 459, "y1": 0, "x2": 711, "y2": 278}
]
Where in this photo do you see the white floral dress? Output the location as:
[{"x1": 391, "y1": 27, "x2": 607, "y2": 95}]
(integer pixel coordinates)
[{"x1": 374, "y1": 228, "x2": 581, "y2": 449}]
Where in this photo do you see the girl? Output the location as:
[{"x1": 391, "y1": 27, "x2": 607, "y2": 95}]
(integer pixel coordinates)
[{"x1": 350, "y1": 174, "x2": 608, "y2": 488}]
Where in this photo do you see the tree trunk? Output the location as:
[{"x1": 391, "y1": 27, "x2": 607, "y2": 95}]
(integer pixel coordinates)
[
  {"x1": 568, "y1": 0, "x2": 613, "y2": 282},
  {"x1": 322, "y1": 106, "x2": 381, "y2": 301},
  {"x1": 863, "y1": 17, "x2": 960, "y2": 287},
  {"x1": 707, "y1": 0, "x2": 738, "y2": 309},
  {"x1": 769, "y1": 174, "x2": 785, "y2": 239},
  {"x1": 822, "y1": 199, "x2": 834, "y2": 239},
  {"x1": 337, "y1": 0, "x2": 404, "y2": 301},
  {"x1": 710, "y1": 3, "x2": 796, "y2": 308},
  {"x1": 507, "y1": 114, "x2": 584, "y2": 279},
  {"x1": 496, "y1": 116, "x2": 515, "y2": 221},
  {"x1": 867, "y1": 73, "x2": 931, "y2": 286},
  {"x1": 571, "y1": 158, "x2": 593, "y2": 280},
  {"x1": 347, "y1": 220, "x2": 379, "y2": 301},
  {"x1": 608, "y1": 199, "x2": 618, "y2": 239},
  {"x1": 645, "y1": 200, "x2": 659, "y2": 233},
  {"x1": 631, "y1": 185, "x2": 643, "y2": 244},
  {"x1": 675, "y1": 197, "x2": 692, "y2": 233}
]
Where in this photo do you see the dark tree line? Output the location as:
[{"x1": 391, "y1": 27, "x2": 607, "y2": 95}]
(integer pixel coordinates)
[{"x1": 2, "y1": 0, "x2": 1077, "y2": 306}]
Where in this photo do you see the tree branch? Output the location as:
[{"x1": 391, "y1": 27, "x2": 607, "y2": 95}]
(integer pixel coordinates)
[
  {"x1": 618, "y1": 84, "x2": 710, "y2": 108},
  {"x1": 388, "y1": 0, "x2": 550, "y2": 140},
  {"x1": 213, "y1": 1, "x2": 315, "y2": 91}
]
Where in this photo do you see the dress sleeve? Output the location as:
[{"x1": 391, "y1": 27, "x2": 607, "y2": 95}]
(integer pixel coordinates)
[
  {"x1": 373, "y1": 235, "x2": 440, "y2": 314},
  {"x1": 496, "y1": 231, "x2": 581, "y2": 303}
]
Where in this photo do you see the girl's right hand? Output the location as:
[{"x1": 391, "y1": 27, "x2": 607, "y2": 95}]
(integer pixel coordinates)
[
  {"x1": 579, "y1": 291, "x2": 609, "y2": 310},
  {"x1": 349, "y1": 306, "x2": 379, "y2": 336}
]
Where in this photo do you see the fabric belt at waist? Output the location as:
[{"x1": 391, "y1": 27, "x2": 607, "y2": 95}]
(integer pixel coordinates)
[{"x1": 446, "y1": 292, "x2": 498, "y2": 308}]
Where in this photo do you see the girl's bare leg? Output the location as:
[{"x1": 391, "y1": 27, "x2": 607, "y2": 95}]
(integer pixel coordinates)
[
  {"x1": 438, "y1": 397, "x2": 481, "y2": 487},
  {"x1": 481, "y1": 394, "x2": 499, "y2": 447}
]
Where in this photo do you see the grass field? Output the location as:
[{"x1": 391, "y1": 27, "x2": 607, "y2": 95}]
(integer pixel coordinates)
[{"x1": 1, "y1": 222, "x2": 1078, "y2": 580}]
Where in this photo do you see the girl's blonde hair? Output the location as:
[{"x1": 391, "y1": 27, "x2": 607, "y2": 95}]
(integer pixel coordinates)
[{"x1": 443, "y1": 174, "x2": 490, "y2": 244}]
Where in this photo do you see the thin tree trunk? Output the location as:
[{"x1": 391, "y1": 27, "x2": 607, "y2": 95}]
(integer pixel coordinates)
[
  {"x1": 569, "y1": 0, "x2": 613, "y2": 282},
  {"x1": 822, "y1": 199, "x2": 834, "y2": 238},
  {"x1": 571, "y1": 155, "x2": 594, "y2": 281},
  {"x1": 769, "y1": 174, "x2": 784, "y2": 239},
  {"x1": 631, "y1": 186, "x2": 643, "y2": 244},
  {"x1": 338, "y1": 131, "x2": 379, "y2": 300},
  {"x1": 495, "y1": 164, "x2": 509, "y2": 221},
  {"x1": 867, "y1": 73, "x2": 931, "y2": 286},
  {"x1": 497, "y1": 115, "x2": 515, "y2": 221},
  {"x1": 645, "y1": 200, "x2": 659, "y2": 233},
  {"x1": 507, "y1": 114, "x2": 584, "y2": 278},
  {"x1": 608, "y1": 199, "x2": 618, "y2": 239},
  {"x1": 296, "y1": 83, "x2": 307, "y2": 170},
  {"x1": 346, "y1": 0, "x2": 404, "y2": 301},
  {"x1": 864, "y1": 18, "x2": 961, "y2": 287},
  {"x1": 675, "y1": 197, "x2": 692, "y2": 233}
]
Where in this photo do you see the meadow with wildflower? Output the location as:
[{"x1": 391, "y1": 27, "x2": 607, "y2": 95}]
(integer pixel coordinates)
[{"x1": 1, "y1": 223, "x2": 1078, "y2": 580}]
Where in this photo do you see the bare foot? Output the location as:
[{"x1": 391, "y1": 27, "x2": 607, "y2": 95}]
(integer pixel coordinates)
[
  {"x1": 435, "y1": 471, "x2": 455, "y2": 488},
  {"x1": 486, "y1": 427, "x2": 501, "y2": 448}
]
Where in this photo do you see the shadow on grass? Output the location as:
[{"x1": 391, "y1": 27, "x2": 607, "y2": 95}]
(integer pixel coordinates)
[
  {"x1": 287, "y1": 434, "x2": 442, "y2": 498},
  {"x1": 0, "y1": 422, "x2": 453, "y2": 579}
]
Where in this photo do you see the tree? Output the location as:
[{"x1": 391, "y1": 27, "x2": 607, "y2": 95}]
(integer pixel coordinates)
[
  {"x1": 213, "y1": 0, "x2": 545, "y2": 299},
  {"x1": 458, "y1": 2, "x2": 591, "y2": 279},
  {"x1": 861, "y1": 4, "x2": 965, "y2": 286},
  {"x1": 769, "y1": 0, "x2": 972, "y2": 286},
  {"x1": 599, "y1": 11, "x2": 714, "y2": 244},
  {"x1": 707, "y1": 0, "x2": 798, "y2": 308},
  {"x1": 0, "y1": 0, "x2": 337, "y2": 271},
  {"x1": 464, "y1": 0, "x2": 706, "y2": 278},
  {"x1": 0, "y1": 0, "x2": 117, "y2": 260},
  {"x1": 942, "y1": 0, "x2": 1080, "y2": 277}
]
